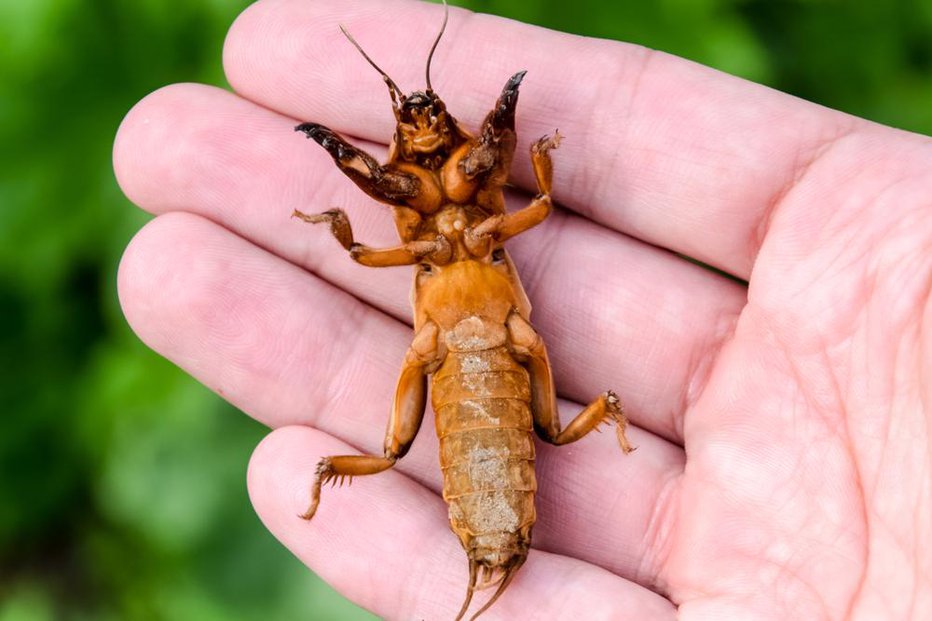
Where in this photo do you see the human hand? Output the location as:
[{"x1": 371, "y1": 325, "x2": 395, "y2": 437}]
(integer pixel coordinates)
[{"x1": 114, "y1": 0, "x2": 932, "y2": 619}]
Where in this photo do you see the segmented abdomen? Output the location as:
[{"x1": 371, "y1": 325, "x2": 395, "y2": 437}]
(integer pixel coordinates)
[{"x1": 432, "y1": 345, "x2": 537, "y2": 566}]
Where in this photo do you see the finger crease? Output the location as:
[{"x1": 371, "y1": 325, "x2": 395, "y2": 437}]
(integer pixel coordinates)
[{"x1": 750, "y1": 120, "x2": 860, "y2": 265}]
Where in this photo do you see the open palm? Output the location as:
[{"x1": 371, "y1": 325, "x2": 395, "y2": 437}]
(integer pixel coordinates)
[{"x1": 115, "y1": 1, "x2": 931, "y2": 618}]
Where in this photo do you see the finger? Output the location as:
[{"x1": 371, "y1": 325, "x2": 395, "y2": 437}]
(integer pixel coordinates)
[
  {"x1": 223, "y1": 0, "x2": 864, "y2": 278},
  {"x1": 117, "y1": 212, "x2": 683, "y2": 587},
  {"x1": 248, "y1": 425, "x2": 678, "y2": 620},
  {"x1": 117, "y1": 211, "x2": 410, "y2": 433},
  {"x1": 114, "y1": 82, "x2": 747, "y2": 443}
]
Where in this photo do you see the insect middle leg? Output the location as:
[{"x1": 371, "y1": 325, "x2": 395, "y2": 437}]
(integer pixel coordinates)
[
  {"x1": 293, "y1": 208, "x2": 446, "y2": 267},
  {"x1": 469, "y1": 132, "x2": 562, "y2": 245},
  {"x1": 300, "y1": 322, "x2": 441, "y2": 520},
  {"x1": 506, "y1": 311, "x2": 634, "y2": 453}
]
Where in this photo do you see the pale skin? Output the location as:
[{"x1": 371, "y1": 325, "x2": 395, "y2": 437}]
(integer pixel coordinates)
[{"x1": 114, "y1": 0, "x2": 932, "y2": 619}]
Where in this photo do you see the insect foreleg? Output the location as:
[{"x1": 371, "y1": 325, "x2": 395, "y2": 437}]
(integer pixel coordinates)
[
  {"x1": 506, "y1": 312, "x2": 635, "y2": 453},
  {"x1": 300, "y1": 322, "x2": 442, "y2": 520},
  {"x1": 296, "y1": 122, "x2": 419, "y2": 204},
  {"x1": 491, "y1": 70, "x2": 526, "y2": 132},
  {"x1": 462, "y1": 70, "x2": 526, "y2": 178},
  {"x1": 461, "y1": 71, "x2": 527, "y2": 215}
]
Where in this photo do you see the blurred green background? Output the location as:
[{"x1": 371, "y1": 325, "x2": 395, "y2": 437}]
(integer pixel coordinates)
[{"x1": 0, "y1": 0, "x2": 929, "y2": 619}]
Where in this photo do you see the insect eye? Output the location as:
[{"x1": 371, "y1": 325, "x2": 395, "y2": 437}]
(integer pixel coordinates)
[{"x1": 491, "y1": 248, "x2": 505, "y2": 264}]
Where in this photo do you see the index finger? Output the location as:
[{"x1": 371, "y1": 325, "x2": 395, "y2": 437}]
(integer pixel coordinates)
[{"x1": 223, "y1": 0, "x2": 861, "y2": 279}]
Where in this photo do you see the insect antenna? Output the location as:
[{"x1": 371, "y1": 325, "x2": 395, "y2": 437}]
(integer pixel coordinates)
[
  {"x1": 424, "y1": 0, "x2": 449, "y2": 93},
  {"x1": 339, "y1": 24, "x2": 405, "y2": 113}
]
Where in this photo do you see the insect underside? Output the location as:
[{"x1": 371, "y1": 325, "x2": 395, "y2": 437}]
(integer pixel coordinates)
[{"x1": 292, "y1": 4, "x2": 633, "y2": 619}]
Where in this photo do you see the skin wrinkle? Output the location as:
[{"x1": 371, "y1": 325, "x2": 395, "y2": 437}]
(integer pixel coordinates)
[
  {"x1": 803, "y1": 335, "x2": 850, "y2": 429},
  {"x1": 869, "y1": 512, "x2": 914, "y2": 614},
  {"x1": 780, "y1": 561, "x2": 833, "y2": 621},
  {"x1": 572, "y1": 43, "x2": 655, "y2": 219},
  {"x1": 751, "y1": 121, "x2": 859, "y2": 272},
  {"x1": 318, "y1": 297, "x2": 381, "y2": 432},
  {"x1": 838, "y1": 240, "x2": 931, "y2": 618},
  {"x1": 867, "y1": 403, "x2": 896, "y2": 505},
  {"x1": 887, "y1": 352, "x2": 926, "y2": 556},
  {"x1": 840, "y1": 302, "x2": 880, "y2": 620},
  {"x1": 922, "y1": 346, "x2": 932, "y2": 597},
  {"x1": 268, "y1": 300, "x2": 307, "y2": 389},
  {"x1": 286, "y1": 264, "x2": 400, "y2": 431},
  {"x1": 773, "y1": 325, "x2": 867, "y2": 558},
  {"x1": 740, "y1": 546, "x2": 829, "y2": 620},
  {"x1": 907, "y1": 461, "x2": 931, "y2": 619},
  {"x1": 684, "y1": 321, "x2": 864, "y2": 615},
  {"x1": 798, "y1": 249, "x2": 873, "y2": 345},
  {"x1": 923, "y1": 285, "x2": 932, "y2": 417},
  {"x1": 638, "y1": 467, "x2": 681, "y2": 591},
  {"x1": 678, "y1": 295, "x2": 742, "y2": 442},
  {"x1": 510, "y1": 206, "x2": 568, "y2": 313},
  {"x1": 866, "y1": 179, "x2": 932, "y2": 307},
  {"x1": 822, "y1": 330, "x2": 872, "y2": 621},
  {"x1": 751, "y1": 227, "x2": 867, "y2": 354},
  {"x1": 870, "y1": 285, "x2": 918, "y2": 488},
  {"x1": 906, "y1": 579, "x2": 918, "y2": 621},
  {"x1": 398, "y1": 516, "x2": 460, "y2": 619}
]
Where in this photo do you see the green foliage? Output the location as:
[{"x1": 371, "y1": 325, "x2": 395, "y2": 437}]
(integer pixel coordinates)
[
  {"x1": 0, "y1": 0, "x2": 928, "y2": 619},
  {"x1": 0, "y1": 0, "x2": 372, "y2": 618},
  {"x1": 465, "y1": 0, "x2": 932, "y2": 135}
]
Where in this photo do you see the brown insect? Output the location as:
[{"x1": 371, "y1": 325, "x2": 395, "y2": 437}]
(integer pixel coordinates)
[{"x1": 293, "y1": 3, "x2": 633, "y2": 619}]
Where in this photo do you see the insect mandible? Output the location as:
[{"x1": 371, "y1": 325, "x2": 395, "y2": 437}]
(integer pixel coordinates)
[{"x1": 292, "y1": 3, "x2": 634, "y2": 619}]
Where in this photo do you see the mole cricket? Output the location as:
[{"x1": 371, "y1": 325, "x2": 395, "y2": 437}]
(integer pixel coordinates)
[{"x1": 292, "y1": 3, "x2": 633, "y2": 618}]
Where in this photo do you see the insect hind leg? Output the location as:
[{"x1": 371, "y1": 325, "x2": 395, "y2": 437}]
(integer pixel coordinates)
[
  {"x1": 506, "y1": 311, "x2": 635, "y2": 453},
  {"x1": 300, "y1": 455, "x2": 396, "y2": 520},
  {"x1": 301, "y1": 322, "x2": 441, "y2": 521},
  {"x1": 548, "y1": 391, "x2": 635, "y2": 453}
]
